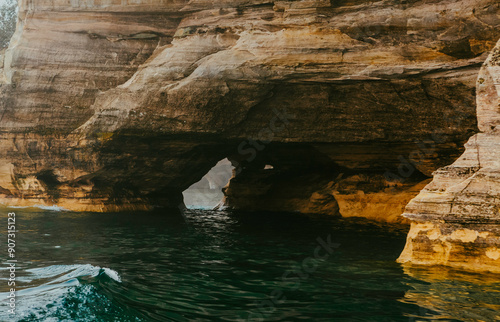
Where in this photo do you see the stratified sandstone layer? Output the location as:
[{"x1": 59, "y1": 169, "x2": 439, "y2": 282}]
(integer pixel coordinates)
[
  {"x1": 398, "y1": 39, "x2": 500, "y2": 273},
  {"x1": 0, "y1": 0, "x2": 499, "y2": 218}
]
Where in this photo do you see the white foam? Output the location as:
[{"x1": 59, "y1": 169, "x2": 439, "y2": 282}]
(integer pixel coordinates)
[
  {"x1": 32, "y1": 204, "x2": 68, "y2": 211},
  {"x1": 24, "y1": 264, "x2": 122, "y2": 283},
  {"x1": 103, "y1": 268, "x2": 122, "y2": 282},
  {"x1": 0, "y1": 264, "x2": 122, "y2": 321},
  {"x1": 8, "y1": 204, "x2": 68, "y2": 211}
]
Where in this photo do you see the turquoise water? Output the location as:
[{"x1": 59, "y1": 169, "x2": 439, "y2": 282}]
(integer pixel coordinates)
[{"x1": 1, "y1": 209, "x2": 500, "y2": 321}]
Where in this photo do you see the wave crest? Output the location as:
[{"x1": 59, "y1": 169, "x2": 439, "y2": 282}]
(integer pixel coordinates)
[{"x1": 0, "y1": 264, "x2": 134, "y2": 322}]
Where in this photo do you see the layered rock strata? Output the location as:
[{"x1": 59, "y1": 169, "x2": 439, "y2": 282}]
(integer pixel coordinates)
[
  {"x1": 398, "y1": 39, "x2": 500, "y2": 273},
  {"x1": 0, "y1": 0, "x2": 498, "y2": 217}
]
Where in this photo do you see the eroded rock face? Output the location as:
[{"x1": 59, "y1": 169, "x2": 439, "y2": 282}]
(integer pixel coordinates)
[
  {"x1": 0, "y1": 0, "x2": 499, "y2": 215},
  {"x1": 398, "y1": 39, "x2": 500, "y2": 273}
]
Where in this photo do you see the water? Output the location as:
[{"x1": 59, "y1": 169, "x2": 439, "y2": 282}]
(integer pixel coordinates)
[{"x1": 1, "y1": 208, "x2": 500, "y2": 321}]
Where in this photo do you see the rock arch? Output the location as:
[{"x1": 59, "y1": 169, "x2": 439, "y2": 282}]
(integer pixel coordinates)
[{"x1": 0, "y1": 0, "x2": 499, "y2": 240}]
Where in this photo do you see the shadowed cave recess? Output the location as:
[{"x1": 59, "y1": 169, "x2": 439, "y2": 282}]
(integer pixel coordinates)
[{"x1": 0, "y1": 0, "x2": 500, "y2": 271}]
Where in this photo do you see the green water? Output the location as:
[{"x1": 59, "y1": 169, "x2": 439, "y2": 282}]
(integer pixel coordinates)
[{"x1": 1, "y1": 209, "x2": 499, "y2": 321}]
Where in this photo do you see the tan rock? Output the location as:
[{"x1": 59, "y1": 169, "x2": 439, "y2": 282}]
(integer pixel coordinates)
[
  {"x1": 398, "y1": 39, "x2": 500, "y2": 273},
  {"x1": 0, "y1": 0, "x2": 498, "y2": 219}
]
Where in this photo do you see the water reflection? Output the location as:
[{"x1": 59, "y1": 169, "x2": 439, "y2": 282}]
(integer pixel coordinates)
[
  {"x1": 0, "y1": 207, "x2": 499, "y2": 321},
  {"x1": 401, "y1": 264, "x2": 500, "y2": 322}
]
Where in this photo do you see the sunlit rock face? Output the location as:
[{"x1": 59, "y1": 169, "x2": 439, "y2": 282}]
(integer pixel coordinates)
[
  {"x1": 398, "y1": 39, "x2": 500, "y2": 273},
  {"x1": 0, "y1": 0, "x2": 498, "y2": 215}
]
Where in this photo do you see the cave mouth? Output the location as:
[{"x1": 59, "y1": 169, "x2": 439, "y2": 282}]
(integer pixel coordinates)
[
  {"x1": 0, "y1": 0, "x2": 18, "y2": 49},
  {"x1": 182, "y1": 158, "x2": 234, "y2": 210}
]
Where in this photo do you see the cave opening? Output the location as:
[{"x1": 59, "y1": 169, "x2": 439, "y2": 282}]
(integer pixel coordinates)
[
  {"x1": 182, "y1": 158, "x2": 234, "y2": 209},
  {"x1": 0, "y1": 0, "x2": 18, "y2": 49}
]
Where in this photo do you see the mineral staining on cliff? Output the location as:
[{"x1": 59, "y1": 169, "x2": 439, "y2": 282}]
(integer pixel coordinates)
[
  {"x1": 0, "y1": 0, "x2": 499, "y2": 234},
  {"x1": 398, "y1": 39, "x2": 500, "y2": 273}
]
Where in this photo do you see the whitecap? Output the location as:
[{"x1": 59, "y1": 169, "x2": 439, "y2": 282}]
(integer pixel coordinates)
[
  {"x1": 0, "y1": 264, "x2": 123, "y2": 321},
  {"x1": 7, "y1": 204, "x2": 68, "y2": 211},
  {"x1": 103, "y1": 267, "x2": 122, "y2": 282}
]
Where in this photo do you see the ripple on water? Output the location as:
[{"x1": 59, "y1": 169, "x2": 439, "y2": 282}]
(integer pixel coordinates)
[
  {"x1": 0, "y1": 209, "x2": 499, "y2": 321},
  {"x1": 0, "y1": 264, "x2": 140, "y2": 322}
]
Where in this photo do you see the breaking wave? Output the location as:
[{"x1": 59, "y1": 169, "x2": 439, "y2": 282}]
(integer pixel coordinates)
[{"x1": 0, "y1": 264, "x2": 142, "y2": 322}]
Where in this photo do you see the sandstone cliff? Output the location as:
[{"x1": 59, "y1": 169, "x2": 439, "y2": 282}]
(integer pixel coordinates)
[
  {"x1": 0, "y1": 0, "x2": 498, "y2": 228},
  {"x1": 398, "y1": 39, "x2": 500, "y2": 273}
]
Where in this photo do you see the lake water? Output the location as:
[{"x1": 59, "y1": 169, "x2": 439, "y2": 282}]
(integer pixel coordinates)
[{"x1": 1, "y1": 208, "x2": 500, "y2": 321}]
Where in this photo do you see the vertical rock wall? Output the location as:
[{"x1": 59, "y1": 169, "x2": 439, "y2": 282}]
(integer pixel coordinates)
[
  {"x1": 398, "y1": 39, "x2": 500, "y2": 273},
  {"x1": 0, "y1": 0, "x2": 499, "y2": 223}
]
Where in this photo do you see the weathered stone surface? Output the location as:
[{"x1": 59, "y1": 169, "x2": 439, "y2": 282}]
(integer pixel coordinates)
[
  {"x1": 0, "y1": 0, "x2": 499, "y2": 218},
  {"x1": 398, "y1": 39, "x2": 500, "y2": 273}
]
